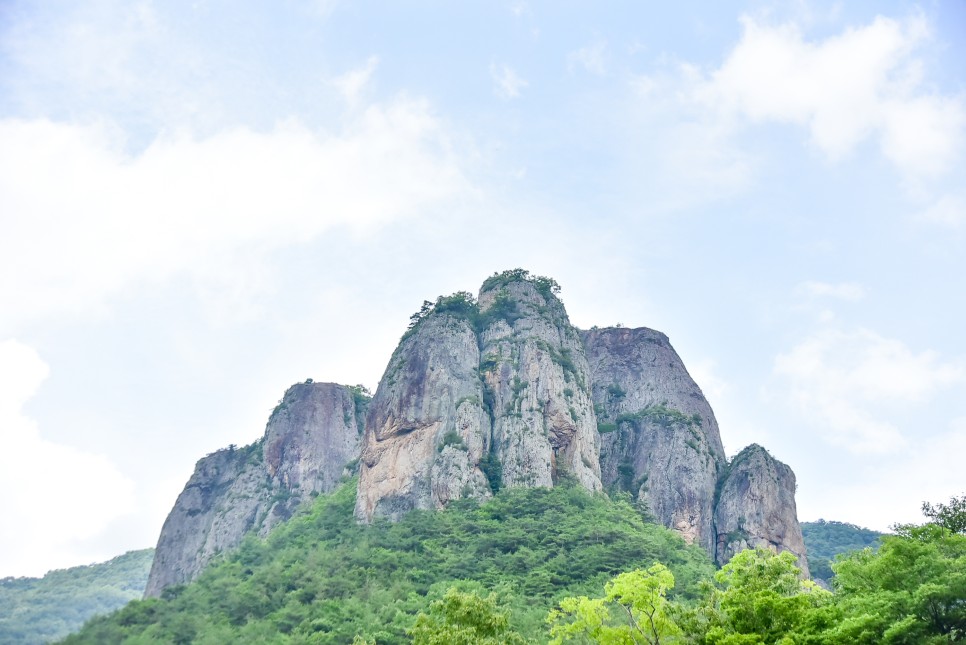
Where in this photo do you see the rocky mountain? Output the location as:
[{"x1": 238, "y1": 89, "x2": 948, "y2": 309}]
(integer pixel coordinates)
[
  {"x1": 146, "y1": 269, "x2": 809, "y2": 595},
  {"x1": 355, "y1": 275, "x2": 601, "y2": 523},
  {"x1": 714, "y1": 444, "x2": 809, "y2": 575},
  {"x1": 355, "y1": 310, "x2": 492, "y2": 522},
  {"x1": 144, "y1": 381, "x2": 367, "y2": 597},
  {"x1": 582, "y1": 326, "x2": 726, "y2": 556}
]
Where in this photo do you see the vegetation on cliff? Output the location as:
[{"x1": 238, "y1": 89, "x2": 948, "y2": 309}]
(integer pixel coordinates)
[{"x1": 57, "y1": 489, "x2": 966, "y2": 644}]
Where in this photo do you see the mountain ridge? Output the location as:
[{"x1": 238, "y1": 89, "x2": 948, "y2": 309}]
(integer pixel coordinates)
[{"x1": 146, "y1": 269, "x2": 809, "y2": 596}]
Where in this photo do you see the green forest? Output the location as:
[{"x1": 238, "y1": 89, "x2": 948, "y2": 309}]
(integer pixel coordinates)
[
  {"x1": 0, "y1": 548, "x2": 153, "y2": 644},
  {"x1": 800, "y1": 520, "x2": 883, "y2": 582},
  {"x1": 58, "y1": 482, "x2": 965, "y2": 644}
]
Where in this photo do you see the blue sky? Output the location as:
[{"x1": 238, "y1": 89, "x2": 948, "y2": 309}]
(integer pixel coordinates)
[{"x1": 1, "y1": 0, "x2": 964, "y2": 577}]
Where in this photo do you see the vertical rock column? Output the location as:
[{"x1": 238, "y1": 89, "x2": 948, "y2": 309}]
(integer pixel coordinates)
[
  {"x1": 354, "y1": 313, "x2": 491, "y2": 523},
  {"x1": 713, "y1": 444, "x2": 809, "y2": 575},
  {"x1": 478, "y1": 278, "x2": 601, "y2": 492}
]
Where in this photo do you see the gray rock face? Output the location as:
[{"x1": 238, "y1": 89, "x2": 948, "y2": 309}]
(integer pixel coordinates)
[
  {"x1": 355, "y1": 275, "x2": 603, "y2": 522},
  {"x1": 582, "y1": 327, "x2": 725, "y2": 554},
  {"x1": 355, "y1": 313, "x2": 492, "y2": 522},
  {"x1": 479, "y1": 279, "x2": 601, "y2": 492},
  {"x1": 714, "y1": 444, "x2": 809, "y2": 575},
  {"x1": 144, "y1": 382, "x2": 365, "y2": 597},
  {"x1": 147, "y1": 270, "x2": 812, "y2": 588}
]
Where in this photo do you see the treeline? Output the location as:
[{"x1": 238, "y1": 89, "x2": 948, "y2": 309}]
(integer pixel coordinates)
[
  {"x1": 800, "y1": 519, "x2": 883, "y2": 581},
  {"x1": 62, "y1": 479, "x2": 714, "y2": 644},
  {"x1": 414, "y1": 517, "x2": 965, "y2": 644},
  {"x1": 0, "y1": 548, "x2": 153, "y2": 644},
  {"x1": 60, "y1": 485, "x2": 965, "y2": 644}
]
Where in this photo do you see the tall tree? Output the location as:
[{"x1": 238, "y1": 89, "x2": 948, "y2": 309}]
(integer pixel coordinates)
[
  {"x1": 922, "y1": 495, "x2": 966, "y2": 535},
  {"x1": 410, "y1": 587, "x2": 526, "y2": 645},
  {"x1": 548, "y1": 563, "x2": 680, "y2": 644}
]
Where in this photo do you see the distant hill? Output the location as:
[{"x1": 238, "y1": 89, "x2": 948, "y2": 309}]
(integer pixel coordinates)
[
  {"x1": 0, "y1": 549, "x2": 154, "y2": 645},
  {"x1": 801, "y1": 519, "x2": 884, "y2": 580}
]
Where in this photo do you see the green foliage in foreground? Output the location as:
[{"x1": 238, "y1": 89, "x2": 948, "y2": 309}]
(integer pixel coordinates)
[
  {"x1": 410, "y1": 587, "x2": 526, "y2": 645},
  {"x1": 0, "y1": 548, "x2": 154, "y2": 645},
  {"x1": 552, "y1": 529, "x2": 965, "y2": 645},
  {"x1": 800, "y1": 520, "x2": 883, "y2": 581},
  {"x1": 548, "y1": 563, "x2": 680, "y2": 644},
  {"x1": 63, "y1": 490, "x2": 966, "y2": 644},
  {"x1": 923, "y1": 494, "x2": 966, "y2": 535},
  {"x1": 63, "y1": 480, "x2": 713, "y2": 644}
]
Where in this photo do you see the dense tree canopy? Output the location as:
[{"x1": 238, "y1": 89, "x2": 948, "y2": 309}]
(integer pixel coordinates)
[
  {"x1": 61, "y1": 479, "x2": 712, "y2": 644},
  {"x1": 58, "y1": 492, "x2": 965, "y2": 644},
  {"x1": 800, "y1": 520, "x2": 883, "y2": 582}
]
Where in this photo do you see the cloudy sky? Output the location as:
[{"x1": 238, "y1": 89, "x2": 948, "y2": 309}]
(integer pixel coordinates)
[{"x1": 1, "y1": 0, "x2": 964, "y2": 577}]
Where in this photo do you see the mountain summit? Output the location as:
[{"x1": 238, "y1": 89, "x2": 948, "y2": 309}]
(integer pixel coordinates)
[{"x1": 146, "y1": 270, "x2": 807, "y2": 597}]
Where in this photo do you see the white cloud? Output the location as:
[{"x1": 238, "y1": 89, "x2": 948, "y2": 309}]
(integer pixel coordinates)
[
  {"x1": 0, "y1": 97, "x2": 471, "y2": 334},
  {"x1": 510, "y1": 3, "x2": 529, "y2": 17},
  {"x1": 627, "y1": 71, "x2": 757, "y2": 210},
  {"x1": 0, "y1": 340, "x2": 136, "y2": 577},
  {"x1": 490, "y1": 63, "x2": 528, "y2": 99},
  {"x1": 799, "y1": 281, "x2": 866, "y2": 300},
  {"x1": 332, "y1": 56, "x2": 379, "y2": 105},
  {"x1": 798, "y1": 420, "x2": 966, "y2": 530},
  {"x1": 695, "y1": 13, "x2": 964, "y2": 180},
  {"x1": 627, "y1": 12, "x2": 964, "y2": 211},
  {"x1": 568, "y1": 40, "x2": 607, "y2": 75},
  {"x1": 916, "y1": 193, "x2": 966, "y2": 228},
  {"x1": 774, "y1": 328, "x2": 962, "y2": 453},
  {"x1": 687, "y1": 358, "x2": 728, "y2": 414}
]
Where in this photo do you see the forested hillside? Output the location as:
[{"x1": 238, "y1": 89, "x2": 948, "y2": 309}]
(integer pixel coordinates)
[
  {"x1": 801, "y1": 520, "x2": 883, "y2": 581},
  {"x1": 63, "y1": 478, "x2": 714, "y2": 643},
  {"x1": 61, "y1": 485, "x2": 966, "y2": 644},
  {"x1": 0, "y1": 549, "x2": 153, "y2": 644}
]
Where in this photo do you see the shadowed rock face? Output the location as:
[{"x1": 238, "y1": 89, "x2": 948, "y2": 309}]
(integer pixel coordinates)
[
  {"x1": 582, "y1": 327, "x2": 725, "y2": 554},
  {"x1": 354, "y1": 313, "x2": 491, "y2": 522},
  {"x1": 144, "y1": 382, "x2": 365, "y2": 597},
  {"x1": 714, "y1": 444, "x2": 809, "y2": 575}
]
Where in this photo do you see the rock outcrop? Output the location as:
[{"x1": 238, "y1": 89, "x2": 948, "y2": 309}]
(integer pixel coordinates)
[
  {"x1": 714, "y1": 444, "x2": 809, "y2": 575},
  {"x1": 355, "y1": 273, "x2": 601, "y2": 523},
  {"x1": 144, "y1": 381, "x2": 366, "y2": 597},
  {"x1": 148, "y1": 269, "x2": 812, "y2": 591},
  {"x1": 477, "y1": 277, "x2": 601, "y2": 493},
  {"x1": 582, "y1": 327, "x2": 725, "y2": 555},
  {"x1": 354, "y1": 312, "x2": 492, "y2": 522}
]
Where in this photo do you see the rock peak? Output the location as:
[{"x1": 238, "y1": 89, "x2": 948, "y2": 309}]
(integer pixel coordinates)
[
  {"x1": 147, "y1": 270, "x2": 811, "y2": 591},
  {"x1": 144, "y1": 381, "x2": 366, "y2": 597}
]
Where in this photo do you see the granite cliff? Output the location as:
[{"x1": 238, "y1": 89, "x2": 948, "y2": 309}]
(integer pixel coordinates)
[
  {"x1": 146, "y1": 270, "x2": 808, "y2": 595},
  {"x1": 144, "y1": 382, "x2": 367, "y2": 597},
  {"x1": 582, "y1": 326, "x2": 726, "y2": 556},
  {"x1": 715, "y1": 444, "x2": 809, "y2": 575},
  {"x1": 355, "y1": 274, "x2": 601, "y2": 523}
]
